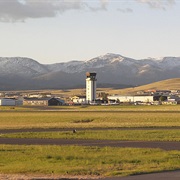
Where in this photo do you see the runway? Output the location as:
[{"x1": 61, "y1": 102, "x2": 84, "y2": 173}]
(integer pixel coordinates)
[
  {"x1": 0, "y1": 137, "x2": 180, "y2": 150},
  {"x1": 0, "y1": 127, "x2": 180, "y2": 150},
  {"x1": 102, "y1": 170, "x2": 180, "y2": 180}
]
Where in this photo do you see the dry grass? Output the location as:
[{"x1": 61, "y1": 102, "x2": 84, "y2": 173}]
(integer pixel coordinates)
[
  {"x1": 0, "y1": 110, "x2": 180, "y2": 129},
  {"x1": 106, "y1": 78, "x2": 180, "y2": 95}
]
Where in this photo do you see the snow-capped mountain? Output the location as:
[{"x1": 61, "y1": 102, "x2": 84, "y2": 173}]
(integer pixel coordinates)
[
  {"x1": 0, "y1": 57, "x2": 48, "y2": 76},
  {"x1": 0, "y1": 53, "x2": 180, "y2": 90}
]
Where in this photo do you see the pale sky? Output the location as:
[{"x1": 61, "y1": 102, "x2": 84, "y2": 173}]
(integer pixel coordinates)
[{"x1": 0, "y1": 0, "x2": 180, "y2": 64}]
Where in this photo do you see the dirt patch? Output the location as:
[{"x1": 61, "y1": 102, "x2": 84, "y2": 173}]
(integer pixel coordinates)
[
  {"x1": 73, "y1": 119, "x2": 94, "y2": 123},
  {"x1": 0, "y1": 174, "x2": 100, "y2": 180}
]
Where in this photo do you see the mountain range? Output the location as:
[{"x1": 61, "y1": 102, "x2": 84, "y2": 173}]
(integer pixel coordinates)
[{"x1": 0, "y1": 53, "x2": 180, "y2": 90}]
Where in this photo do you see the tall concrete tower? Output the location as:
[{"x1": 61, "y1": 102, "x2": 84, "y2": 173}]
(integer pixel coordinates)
[{"x1": 86, "y1": 72, "x2": 97, "y2": 103}]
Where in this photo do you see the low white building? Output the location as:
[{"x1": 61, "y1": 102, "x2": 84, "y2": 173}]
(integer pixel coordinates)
[
  {"x1": 108, "y1": 95, "x2": 154, "y2": 103},
  {"x1": 0, "y1": 98, "x2": 23, "y2": 106},
  {"x1": 0, "y1": 98, "x2": 16, "y2": 106},
  {"x1": 71, "y1": 96, "x2": 86, "y2": 104}
]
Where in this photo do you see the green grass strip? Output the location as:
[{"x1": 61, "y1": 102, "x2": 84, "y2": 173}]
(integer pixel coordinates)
[
  {"x1": 1, "y1": 130, "x2": 180, "y2": 141},
  {"x1": 0, "y1": 145, "x2": 180, "y2": 177}
]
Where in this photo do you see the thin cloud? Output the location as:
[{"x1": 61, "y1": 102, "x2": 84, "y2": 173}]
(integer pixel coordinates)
[
  {"x1": 0, "y1": 0, "x2": 86, "y2": 22},
  {"x1": 81, "y1": 0, "x2": 109, "y2": 12},
  {"x1": 136, "y1": 0, "x2": 176, "y2": 10},
  {"x1": 0, "y1": 0, "x2": 111, "y2": 22},
  {"x1": 117, "y1": 8, "x2": 133, "y2": 13},
  {"x1": 100, "y1": 0, "x2": 109, "y2": 10},
  {"x1": 0, "y1": 0, "x2": 176, "y2": 23}
]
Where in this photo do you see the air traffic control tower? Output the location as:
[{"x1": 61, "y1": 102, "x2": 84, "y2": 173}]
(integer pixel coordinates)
[{"x1": 86, "y1": 72, "x2": 97, "y2": 103}]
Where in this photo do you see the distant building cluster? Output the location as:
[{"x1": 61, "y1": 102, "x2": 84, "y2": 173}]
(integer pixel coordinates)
[{"x1": 0, "y1": 72, "x2": 180, "y2": 106}]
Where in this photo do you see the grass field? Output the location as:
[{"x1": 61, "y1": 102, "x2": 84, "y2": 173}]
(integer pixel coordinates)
[
  {"x1": 2, "y1": 129, "x2": 180, "y2": 141},
  {"x1": 0, "y1": 145, "x2": 180, "y2": 177},
  {"x1": 0, "y1": 104, "x2": 180, "y2": 112},
  {"x1": 0, "y1": 109, "x2": 179, "y2": 129},
  {"x1": 0, "y1": 105, "x2": 180, "y2": 178}
]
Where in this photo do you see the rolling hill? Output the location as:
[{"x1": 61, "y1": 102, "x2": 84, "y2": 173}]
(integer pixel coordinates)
[{"x1": 106, "y1": 78, "x2": 180, "y2": 95}]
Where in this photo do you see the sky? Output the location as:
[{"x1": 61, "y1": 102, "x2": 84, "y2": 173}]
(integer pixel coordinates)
[{"x1": 0, "y1": 0, "x2": 180, "y2": 64}]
